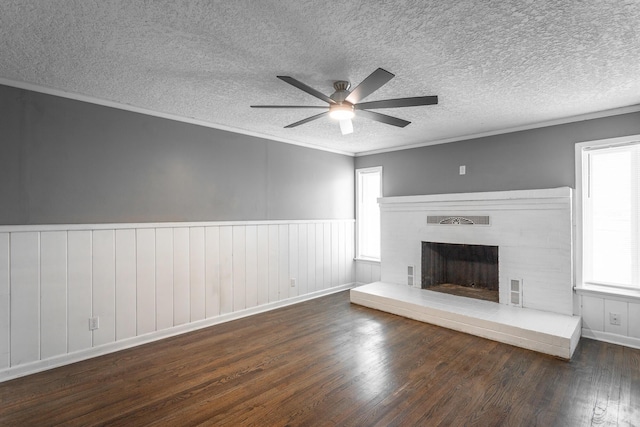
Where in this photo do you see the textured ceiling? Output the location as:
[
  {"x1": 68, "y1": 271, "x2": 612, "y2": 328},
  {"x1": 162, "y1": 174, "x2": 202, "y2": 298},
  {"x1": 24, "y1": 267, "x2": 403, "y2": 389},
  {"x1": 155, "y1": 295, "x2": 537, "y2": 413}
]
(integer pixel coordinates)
[{"x1": 1, "y1": 1, "x2": 639, "y2": 155}]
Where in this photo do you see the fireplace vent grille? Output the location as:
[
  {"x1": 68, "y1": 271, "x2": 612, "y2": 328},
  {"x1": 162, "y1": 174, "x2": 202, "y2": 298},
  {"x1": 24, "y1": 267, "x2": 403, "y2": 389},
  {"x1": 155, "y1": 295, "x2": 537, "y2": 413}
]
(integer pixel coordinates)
[
  {"x1": 427, "y1": 215, "x2": 490, "y2": 225},
  {"x1": 510, "y1": 278, "x2": 523, "y2": 307}
]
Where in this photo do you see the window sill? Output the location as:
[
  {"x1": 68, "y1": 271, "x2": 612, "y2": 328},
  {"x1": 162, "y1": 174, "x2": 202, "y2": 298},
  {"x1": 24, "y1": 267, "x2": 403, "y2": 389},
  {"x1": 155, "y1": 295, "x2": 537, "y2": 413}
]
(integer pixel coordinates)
[
  {"x1": 575, "y1": 283, "x2": 640, "y2": 302},
  {"x1": 354, "y1": 257, "x2": 381, "y2": 264}
]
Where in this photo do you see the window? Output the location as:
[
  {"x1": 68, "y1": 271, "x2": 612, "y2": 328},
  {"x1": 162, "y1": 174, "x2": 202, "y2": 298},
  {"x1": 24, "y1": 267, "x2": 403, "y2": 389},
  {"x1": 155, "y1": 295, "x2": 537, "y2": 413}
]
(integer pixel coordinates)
[
  {"x1": 578, "y1": 136, "x2": 640, "y2": 290},
  {"x1": 356, "y1": 167, "x2": 382, "y2": 261}
]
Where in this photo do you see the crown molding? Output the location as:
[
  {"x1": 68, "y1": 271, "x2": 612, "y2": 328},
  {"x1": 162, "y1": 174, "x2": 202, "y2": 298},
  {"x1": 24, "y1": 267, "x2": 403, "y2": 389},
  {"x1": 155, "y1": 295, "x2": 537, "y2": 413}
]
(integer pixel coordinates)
[
  {"x1": 355, "y1": 104, "x2": 640, "y2": 157},
  {"x1": 4, "y1": 78, "x2": 638, "y2": 159}
]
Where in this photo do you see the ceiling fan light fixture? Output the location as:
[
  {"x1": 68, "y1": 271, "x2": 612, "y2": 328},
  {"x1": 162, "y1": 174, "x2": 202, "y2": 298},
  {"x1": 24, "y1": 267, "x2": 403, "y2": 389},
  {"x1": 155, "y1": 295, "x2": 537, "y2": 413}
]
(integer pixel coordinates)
[
  {"x1": 339, "y1": 119, "x2": 353, "y2": 135},
  {"x1": 329, "y1": 103, "x2": 355, "y2": 120}
]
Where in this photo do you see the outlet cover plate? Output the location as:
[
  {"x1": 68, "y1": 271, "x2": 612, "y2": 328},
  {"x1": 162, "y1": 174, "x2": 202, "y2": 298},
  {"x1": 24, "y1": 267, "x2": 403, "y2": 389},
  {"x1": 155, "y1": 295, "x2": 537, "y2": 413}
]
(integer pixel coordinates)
[
  {"x1": 609, "y1": 312, "x2": 621, "y2": 326},
  {"x1": 89, "y1": 316, "x2": 100, "y2": 330}
]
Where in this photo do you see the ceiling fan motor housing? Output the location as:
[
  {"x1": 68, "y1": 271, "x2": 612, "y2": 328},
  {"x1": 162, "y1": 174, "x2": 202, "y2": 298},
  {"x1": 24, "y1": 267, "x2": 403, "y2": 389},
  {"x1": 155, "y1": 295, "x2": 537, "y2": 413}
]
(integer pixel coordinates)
[
  {"x1": 329, "y1": 81, "x2": 355, "y2": 120},
  {"x1": 331, "y1": 81, "x2": 351, "y2": 102}
]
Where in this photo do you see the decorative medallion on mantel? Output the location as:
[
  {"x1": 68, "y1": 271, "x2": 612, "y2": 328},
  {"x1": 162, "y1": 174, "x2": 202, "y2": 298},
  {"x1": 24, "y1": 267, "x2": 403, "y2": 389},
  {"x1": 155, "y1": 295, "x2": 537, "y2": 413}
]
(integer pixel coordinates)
[{"x1": 427, "y1": 215, "x2": 490, "y2": 225}]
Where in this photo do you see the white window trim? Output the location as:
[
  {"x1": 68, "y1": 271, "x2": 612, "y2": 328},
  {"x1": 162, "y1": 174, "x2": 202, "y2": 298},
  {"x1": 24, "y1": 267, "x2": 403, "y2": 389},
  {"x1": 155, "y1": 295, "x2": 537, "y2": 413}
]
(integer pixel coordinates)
[
  {"x1": 355, "y1": 166, "x2": 383, "y2": 262},
  {"x1": 575, "y1": 134, "x2": 640, "y2": 299}
]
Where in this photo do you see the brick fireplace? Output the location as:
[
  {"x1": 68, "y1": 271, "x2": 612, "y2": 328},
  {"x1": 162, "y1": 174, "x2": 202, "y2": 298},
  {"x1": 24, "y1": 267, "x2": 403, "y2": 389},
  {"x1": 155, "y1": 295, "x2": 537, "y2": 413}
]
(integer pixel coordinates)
[{"x1": 378, "y1": 187, "x2": 574, "y2": 316}]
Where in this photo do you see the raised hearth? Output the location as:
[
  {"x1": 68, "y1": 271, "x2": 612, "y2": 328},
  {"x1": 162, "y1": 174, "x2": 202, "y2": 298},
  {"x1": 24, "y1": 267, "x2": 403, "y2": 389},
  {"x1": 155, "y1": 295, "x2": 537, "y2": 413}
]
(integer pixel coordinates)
[{"x1": 350, "y1": 282, "x2": 581, "y2": 359}]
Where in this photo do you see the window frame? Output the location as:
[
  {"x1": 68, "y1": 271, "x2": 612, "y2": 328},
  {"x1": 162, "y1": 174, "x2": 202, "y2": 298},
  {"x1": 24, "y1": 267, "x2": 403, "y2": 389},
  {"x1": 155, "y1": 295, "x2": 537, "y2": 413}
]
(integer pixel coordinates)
[
  {"x1": 575, "y1": 134, "x2": 640, "y2": 294},
  {"x1": 355, "y1": 166, "x2": 383, "y2": 262}
]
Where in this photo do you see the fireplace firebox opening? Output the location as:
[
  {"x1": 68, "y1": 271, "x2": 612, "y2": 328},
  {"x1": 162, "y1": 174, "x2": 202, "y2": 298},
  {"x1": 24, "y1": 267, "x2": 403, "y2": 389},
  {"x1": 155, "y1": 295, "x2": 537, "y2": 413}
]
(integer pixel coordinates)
[{"x1": 421, "y1": 241, "x2": 499, "y2": 303}]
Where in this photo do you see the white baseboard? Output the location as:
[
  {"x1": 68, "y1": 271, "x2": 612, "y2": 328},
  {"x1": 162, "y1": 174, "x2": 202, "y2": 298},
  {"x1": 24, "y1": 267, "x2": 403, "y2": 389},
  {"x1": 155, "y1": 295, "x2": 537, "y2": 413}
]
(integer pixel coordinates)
[
  {"x1": 0, "y1": 283, "x2": 356, "y2": 383},
  {"x1": 581, "y1": 329, "x2": 640, "y2": 350}
]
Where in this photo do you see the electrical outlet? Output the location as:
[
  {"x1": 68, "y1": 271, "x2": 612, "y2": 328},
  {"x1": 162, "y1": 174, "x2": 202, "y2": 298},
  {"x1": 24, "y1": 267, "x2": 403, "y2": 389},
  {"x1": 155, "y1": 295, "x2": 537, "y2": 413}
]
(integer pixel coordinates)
[
  {"x1": 609, "y1": 312, "x2": 621, "y2": 326},
  {"x1": 89, "y1": 316, "x2": 100, "y2": 330},
  {"x1": 459, "y1": 165, "x2": 466, "y2": 175},
  {"x1": 290, "y1": 278, "x2": 296, "y2": 287}
]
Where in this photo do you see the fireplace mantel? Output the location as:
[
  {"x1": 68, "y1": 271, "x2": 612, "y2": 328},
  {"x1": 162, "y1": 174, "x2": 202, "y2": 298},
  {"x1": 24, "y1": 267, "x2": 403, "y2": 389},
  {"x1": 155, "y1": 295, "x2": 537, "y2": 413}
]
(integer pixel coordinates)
[
  {"x1": 378, "y1": 187, "x2": 574, "y2": 316},
  {"x1": 379, "y1": 187, "x2": 572, "y2": 210}
]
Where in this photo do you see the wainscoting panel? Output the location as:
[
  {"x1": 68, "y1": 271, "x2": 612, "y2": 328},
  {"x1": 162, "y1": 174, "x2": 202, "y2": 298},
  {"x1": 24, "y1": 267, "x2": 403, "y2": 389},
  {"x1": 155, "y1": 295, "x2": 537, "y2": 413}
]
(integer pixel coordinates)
[
  {"x1": 135, "y1": 228, "x2": 156, "y2": 336},
  {"x1": 67, "y1": 231, "x2": 92, "y2": 353},
  {"x1": 10, "y1": 232, "x2": 40, "y2": 366},
  {"x1": 92, "y1": 229, "x2": 116, "y2": 347},
  {"x1": 338, "y1": 222, "x2": 346, "y2": 287},
  {"x1": 245, "y1": 225, "x2": 258, "y2": 309},
  {"x1": 289, "y1": 224, "x2": 299, "y2": 299},
  {"x1": 188, "y1": 227, "x2": 206, "y2": 322},
  {"x1": 0, "y1": 220, "x2": 355, "y2": 381},
  {"x1": 297, "y1": 225, "x2": 307, "y2": 296},
  {"x1": 0, "y1": 233, "x2": 9, "y2": 370},
  {"x1": 307, "y1": 224, "x2": 316, "y2": 293},
  {"x1": 630, "y1": 303, "x2": 640, "y2": 339},
  {"x1": 256, "y1": 225, "x2": 269, "y2": 306},
  {"x1": 156, "y1": 228, "x2": 174, "y2": 332},
  {"x1": 580, "y1": 293, "x2": 640, "y2": 349},
  {"x1": 323, "y1": 223, "x2": 332, "y2": 289},
  {"x1": 220, "y1": 226, "x2": 234, "y2": 315},
  {"x1": 355, "y1": 260, "x2": 382, "y2": 285},
  {"x1": 232, "y1": 226, "x2": 246, "y2": 312},
  {"x1": 315, "y1": 223, "x2": 324, "y2": 292},
  {"x1": 279, "y1": 225, "x2": 289, "y2": 300},
  {"x1": 115, "y1": 229, "x2": 136, "y2": 341},
  {"x1": 331, "y1": 223, "x2": 340, "y2": 288},
  {"x1": 204, "y1": 226, "x2": 220, "y2": 319},
  {"x1": 40, "y1": 231, "x2": 67, "y2": 360},
  {"x1": 268, "y1": 225, "x2": 279, "y2": 304},
  {"x1": 173, "y1": 228, "x2": 191, "y2": 325},
  {"x1": 189, "y1": 227, "x2": 206, "y2": 322}
]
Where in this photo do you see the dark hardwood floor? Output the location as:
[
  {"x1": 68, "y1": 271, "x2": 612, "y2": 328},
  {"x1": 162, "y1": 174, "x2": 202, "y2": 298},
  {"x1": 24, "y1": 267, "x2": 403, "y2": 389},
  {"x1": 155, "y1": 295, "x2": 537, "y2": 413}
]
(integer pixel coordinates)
[{"x1": 1, "y1": 291, "x2": 639, "y2": 426}]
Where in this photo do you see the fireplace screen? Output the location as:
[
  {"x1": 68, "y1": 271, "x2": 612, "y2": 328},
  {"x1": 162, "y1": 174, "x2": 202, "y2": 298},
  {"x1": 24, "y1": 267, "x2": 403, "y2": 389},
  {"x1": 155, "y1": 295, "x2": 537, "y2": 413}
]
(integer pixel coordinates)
[{"x1": 421, "y1": 241, "x2": 499, "y2": 301}]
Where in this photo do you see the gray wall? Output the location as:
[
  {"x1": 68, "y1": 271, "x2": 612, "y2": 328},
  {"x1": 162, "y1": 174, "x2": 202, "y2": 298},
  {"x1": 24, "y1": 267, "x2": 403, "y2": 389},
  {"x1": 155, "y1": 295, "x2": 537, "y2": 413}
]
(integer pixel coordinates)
[
  {"x1": 0, "y1": 85, "x2": 354, "y2": 225},
  {"x1": 355, "y1": 112, "x2": 640, "y2": 197}
]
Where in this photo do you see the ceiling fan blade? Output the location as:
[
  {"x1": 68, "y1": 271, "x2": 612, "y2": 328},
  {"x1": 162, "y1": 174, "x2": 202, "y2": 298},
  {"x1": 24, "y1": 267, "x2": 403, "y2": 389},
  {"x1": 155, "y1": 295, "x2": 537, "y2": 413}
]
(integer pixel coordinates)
[
  {"x1": 345, "y1": 68, "x2": 394, "y2": 104},
  {"x1": 277, "y1": 76, "x2": 336, "y2": 105},
  {"x1": 284, "y1": 111, "x2": 329, "y2": 128},
  {"x1": 355, "y1": 96, "x2": 438, "y2": 109},
  {"x1": 339, "y1": 119, "x2": 353, "y2": 135},
  {"x1": 356, "y1": 110, "x2": 410, "y2": 127},
  {"x1": 251, "y1": 105, "x2": 327, "y2": 109}
]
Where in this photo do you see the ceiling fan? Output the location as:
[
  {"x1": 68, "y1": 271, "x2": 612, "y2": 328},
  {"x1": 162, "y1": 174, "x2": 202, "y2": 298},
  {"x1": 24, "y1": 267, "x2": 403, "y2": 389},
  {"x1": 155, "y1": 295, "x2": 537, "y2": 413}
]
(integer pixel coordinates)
[{"x1": 251, "y1": 68, "x2": 438, "y2": 135}]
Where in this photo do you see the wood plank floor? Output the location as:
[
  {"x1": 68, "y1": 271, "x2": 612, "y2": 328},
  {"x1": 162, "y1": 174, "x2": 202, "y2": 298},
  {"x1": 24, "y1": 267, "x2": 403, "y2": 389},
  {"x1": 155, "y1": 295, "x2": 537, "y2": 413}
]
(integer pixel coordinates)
[{"x1": 1, "y1": 291, "x2": 639, "y2": 426}]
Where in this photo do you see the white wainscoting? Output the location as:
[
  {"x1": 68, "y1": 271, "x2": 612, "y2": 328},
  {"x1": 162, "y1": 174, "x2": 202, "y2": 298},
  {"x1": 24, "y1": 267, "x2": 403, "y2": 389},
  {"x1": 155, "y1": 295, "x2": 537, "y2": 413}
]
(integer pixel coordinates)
[
  {"x1": 579, "y1": 291, "x2": 640, "y2": 349},
  {"x1": 355, "y1": 260, "x2": 381, "y2": 285},
  {"x1": 0, "y1": 219, "x2": 355, "y2": 382}
]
